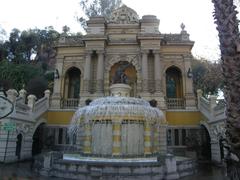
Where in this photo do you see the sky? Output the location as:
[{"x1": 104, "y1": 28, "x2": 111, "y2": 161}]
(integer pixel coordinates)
[{"x1": 0, "y1": 0, "x2": 223, "y2": 61}]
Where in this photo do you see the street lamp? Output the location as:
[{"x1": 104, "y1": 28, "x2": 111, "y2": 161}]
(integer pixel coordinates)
[
  {"x1": 187, "y1": 68, "x2": 193, "y2": 78},
  {"x1": 54, "y1": 69, "x2": 60, "y2": 79}
]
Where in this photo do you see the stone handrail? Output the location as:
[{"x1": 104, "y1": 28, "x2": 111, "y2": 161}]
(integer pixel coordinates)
[
  {"x1": 4, "y1": 89, "x2": 50, "y2": 122},
  {"x1": 32, "y1": 96, "x2": 49, "y2": 119},
  {"x1": 197, "y1": 90, "x2": 226, "y2": 121}
]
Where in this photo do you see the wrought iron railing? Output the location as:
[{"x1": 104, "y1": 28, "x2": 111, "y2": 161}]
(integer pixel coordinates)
[
  {"x1": 61, "y1": 98, "x2": 79, "y2": 109},
  {"x1": 166, "y1": 98, "x2": 185, "y2": 109}
]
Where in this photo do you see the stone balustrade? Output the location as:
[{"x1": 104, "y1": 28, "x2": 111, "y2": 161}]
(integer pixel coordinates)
[{"x1": 197, "y1": 89, "x2": 226, "y2": 121}]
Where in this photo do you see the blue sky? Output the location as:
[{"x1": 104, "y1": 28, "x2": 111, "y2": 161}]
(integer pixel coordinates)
[{"x1": 0, "y1": 0, "x2": 224, "y2": 61}]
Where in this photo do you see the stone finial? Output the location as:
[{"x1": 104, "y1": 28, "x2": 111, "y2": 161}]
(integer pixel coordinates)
[
  {"x1": 180, "y1": 23, "x2": 185, "y2": 31},
  {"x1": 197, "y1": 89, "x2": 203, "y2": 97},
  {"x1": 44, "y1": 89, "x2": 51, "y2": 107},
  {"x1": 6, "y1": 89, "x2": 18, "y2": 103},
  {"x1": 19, "y1": 88, "x2": 27, "y2": 103},
  {"x1": 180, "y1": 23, "x2": 189, "y2": 41},
  {"x1": 44, "y1": 89, "x2": 51, "y2": 99},
  {"x1": 27, "y1": 94, "x2": 37, "y2": 110}
]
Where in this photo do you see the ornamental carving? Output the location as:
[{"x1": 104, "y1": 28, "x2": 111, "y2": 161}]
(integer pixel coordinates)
[{"x1": 109, "y1": 5, "x2": 139, "y2": 24}]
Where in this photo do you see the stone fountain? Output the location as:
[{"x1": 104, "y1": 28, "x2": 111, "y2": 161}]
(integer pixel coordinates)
[
  {"x1": 67, "y1": 83, "x2": 167, "y2": 158},
  {"x1": 35, "y1": 83, "x2": 196, "y2": 179}
]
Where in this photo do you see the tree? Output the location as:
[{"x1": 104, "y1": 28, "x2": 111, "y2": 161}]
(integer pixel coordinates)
[
  {"x1": 192, "y1": 58, "x2": 223, "y2": 96},
  {"x1": 212, "y1": 0, "x2": 240, "y2": 179},
  {"x1": 78, "y1": 0, "x2": 122, "y2": 30},
  {"x1": 0, "y1": 60, "x2": 43, "y2": 91}
]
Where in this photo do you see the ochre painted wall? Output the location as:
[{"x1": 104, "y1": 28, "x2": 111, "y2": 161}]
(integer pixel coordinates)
[
  {"x1": 44, "y1": 110, "x2": 202, "y2": 126},
  {"x1": 46, "y1": 111, "x2": 75, "y2": 125},
  {"x1": 166, "y1": 111, "x2": 202, "y2": 126}
]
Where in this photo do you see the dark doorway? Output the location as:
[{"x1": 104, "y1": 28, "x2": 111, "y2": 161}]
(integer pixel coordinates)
[
  {"x1": 32, "y1": 123, "x2": 45, "y2": 156},
  {"x1": 16, "y1": 134, "x2": 22, "y2": 160},
  {"x1": 200, "y1": 125, "x2": 211, "y2": 161}
]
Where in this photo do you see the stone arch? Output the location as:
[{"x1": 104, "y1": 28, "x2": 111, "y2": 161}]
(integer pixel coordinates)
[
  {"x1": 105, "y1": 54, "x2": 141, "y2": 95},
  {"x1": 110, "y1": 61, "x2": 137, "y2": 97},
  {"x1": 32, "y1": 121, "x2": 46, "y2": 156},
  {"x1": 63, "y1": 64, "x2": 84, "y2": 75},
  {"x1": 199, "y1": 123, "x2": 212, "y2": 160}
]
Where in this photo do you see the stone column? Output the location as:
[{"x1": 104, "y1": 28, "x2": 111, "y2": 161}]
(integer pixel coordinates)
[
  {"x1": 112, "y1": 122, "x2": 121, "y2": 156},
  {"x1": 154, "y1": 52, "x2": 161, "y2": 92},
  {"x1": 83, "y1": 53, "x2": 92, "y2": 93},
  {"x1": 153, "y1": 124, "x2": 159, "y2": 153},
  {"x1": 83, "y1": 123, "x2": 92, "y2": 154},
  {"x1": 141, "y1": 51, "x2": 148, "y2": 92},
  {"x1": 159, "y1": 124, "x2": 167, "y2": 154},
  {"x1": 96, "y1": 51, "x2": 104, "y2": 93},
  {"x1": 184, "y1": 57, "x2": 196, "y2": 109},
  {"x1": 51, "y1": 57, "x2": 63, "y2": 109},
  {"x1": 144, "y1": 122, "x2": 152, "y2": 155}
]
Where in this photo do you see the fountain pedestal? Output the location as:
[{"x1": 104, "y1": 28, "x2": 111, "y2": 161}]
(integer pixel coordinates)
[{"x1": 109, "y1": 83, "x2": 132, "y2": 97}]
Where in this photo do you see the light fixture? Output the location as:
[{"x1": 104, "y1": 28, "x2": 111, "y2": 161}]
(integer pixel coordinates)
[
  {"x1": 54, "y1": 69, "x2": 60, "y2": 79},
  {"x1": 187, "y1": 68, "x2": 193, "y2": 78}
]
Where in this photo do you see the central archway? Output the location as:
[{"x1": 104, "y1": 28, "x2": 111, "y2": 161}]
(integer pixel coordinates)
[{"x1": 110, "y1": 61, "x2": 137, "y2": 97}]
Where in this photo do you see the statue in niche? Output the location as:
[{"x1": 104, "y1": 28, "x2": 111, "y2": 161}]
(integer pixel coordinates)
[
  {"x1": 112, "y1": 61, "x2": 132, "y2": 84},
  {"x1": 167, "y1": 77, "x2": 176, "y2": 98}
]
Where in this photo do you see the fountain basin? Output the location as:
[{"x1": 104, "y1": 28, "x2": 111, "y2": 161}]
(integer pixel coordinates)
[{"x1": 36, "y1": 152, "x2": 196, "y2": 180}]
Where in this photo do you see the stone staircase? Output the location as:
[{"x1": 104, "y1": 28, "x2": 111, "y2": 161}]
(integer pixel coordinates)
[
  {"x1": 0, "y1": 89, "x2": 50, "y2": 162},
  {"x1": 197, "y1": 89, "x2": 226, "y2": 163}
]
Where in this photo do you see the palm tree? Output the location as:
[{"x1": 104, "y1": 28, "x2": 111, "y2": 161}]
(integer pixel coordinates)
[{"x1": 212, "y1": 0, "x2": 240, "y2": 179}]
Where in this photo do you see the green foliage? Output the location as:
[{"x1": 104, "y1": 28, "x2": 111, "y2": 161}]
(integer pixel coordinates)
[
  {"x1": 0, "y1": 60, "x2": 44, "y2": 90},
  {"x1": 1, "y1": 27, "x2": 59, "y2": 65},
  {"x1": 192, "y1": 58, "x2": 224, "y2": 96},
  {"x1": 26, "y1": 76, "x2": 48, "y2": 99},
  {"x1": 78, "y1": 0, "x2": 122, "y2": 30},
  {"x1": 0, "y1": 26, "x2": 59, "y2": 97}
]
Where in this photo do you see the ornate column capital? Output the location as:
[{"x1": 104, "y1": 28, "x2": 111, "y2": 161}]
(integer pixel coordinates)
[
  {"x1": 141, "y1": 49, "x2": 149, "y2": 54},
  {"x1": 152, "y1": 50, "x2": 160, "y2": 54},
  {"x1": 96, "y1": 50, "x2": 105, "y2": 54}
]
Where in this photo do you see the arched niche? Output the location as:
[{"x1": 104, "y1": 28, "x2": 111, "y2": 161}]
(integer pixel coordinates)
[
  {"x1": 109, "y1": 61, "x2": 137, "y2": 97},
  {"x1": 165, "y1": 66, "x2": 183, "y2": 98},
  {"x1": 64, "y1": 67, "x2": 81, "y2": 99}
]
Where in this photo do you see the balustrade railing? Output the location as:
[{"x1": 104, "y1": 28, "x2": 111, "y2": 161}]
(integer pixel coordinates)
[
  {"x1": 198, "y1": 95, "x2": 226, "y2": 121},
  {"x1": 61, "y1": 98, "x2": 79, "y2": 109},
  {"x1": 166, "y1": 98, "x2": 185, "y2": 109}
]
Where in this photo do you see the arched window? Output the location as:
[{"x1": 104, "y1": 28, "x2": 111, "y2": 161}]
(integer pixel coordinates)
[
  {"x1": 63, "y1": 67, "x2": 81, "y2": 108},
  {"x1": 166, "y1": 66, "x2": 183, "y2": 98},
  {"x1": 166, "y1": 66, "x2": 184, "y2": 109},
  {"x1": 64, "y1": 67, "x2": 81, "y2": 99}
]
